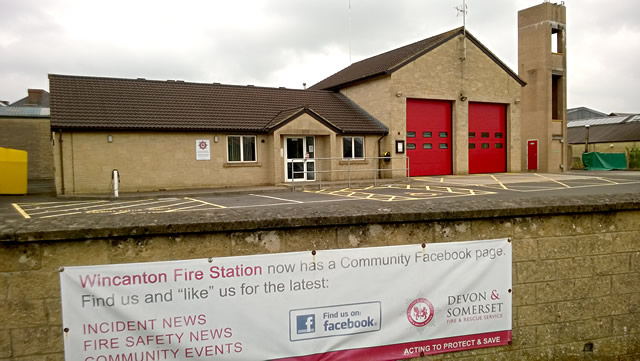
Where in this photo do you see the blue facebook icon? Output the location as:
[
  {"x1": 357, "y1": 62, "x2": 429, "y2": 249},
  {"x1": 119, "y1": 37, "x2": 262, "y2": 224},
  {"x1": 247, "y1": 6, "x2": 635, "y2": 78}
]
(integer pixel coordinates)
[{"x1": 296, "y1": 314, "x2": 315, "y2": 334}]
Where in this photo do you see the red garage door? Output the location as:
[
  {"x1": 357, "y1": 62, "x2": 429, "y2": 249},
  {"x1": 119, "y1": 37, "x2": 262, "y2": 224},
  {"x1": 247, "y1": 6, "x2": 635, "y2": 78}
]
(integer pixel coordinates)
[
  {"x1": 406, "y1": 99, "x2": 452, "y2": 176},
  {"x1": 468, "y1": 102, "x2": 506, "y2": 174}
]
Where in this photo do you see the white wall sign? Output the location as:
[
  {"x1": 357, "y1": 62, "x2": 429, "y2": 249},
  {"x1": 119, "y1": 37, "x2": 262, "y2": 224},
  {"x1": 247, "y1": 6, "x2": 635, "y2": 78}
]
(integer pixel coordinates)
[
  {"x1": 59, "y1": 239, "x2": 512, "y2": 361},
  {"x1": 195, "y1": 139, "x2": 210, "y2": 160}
]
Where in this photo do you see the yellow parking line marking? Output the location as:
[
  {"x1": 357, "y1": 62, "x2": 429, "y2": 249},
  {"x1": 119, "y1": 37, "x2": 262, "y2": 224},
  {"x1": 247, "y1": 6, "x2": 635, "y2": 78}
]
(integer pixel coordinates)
[
  {"x1": 165, "y1": 203, "x2": 215, "y2": 212},
  {"x1": 17, "y1": 200, "x2": 105, "y2": 206},
  {"x1": 446, "y1": 187, "x2": 453, "y2": 193},
  {"x1": 147, "y1": 200, "x2": 196, "y2": 210},
  {"x1": 172, "y1": 198, "x2": 358, "y2": 212},
  {"x1": 185, "y1": 197, "x2": 227, "y2": 208},
  {"x1": 490, "y1": 175, "x2": 508, "y2": 190},
  {"x1": 26, "y1": 199, "x2": 156, "y2": 216},
  {"x1": 440, "y1": 178, "x2": 444, "y2": 183},
  {"x1": 19, "y1": 200, "x2": 108, "y2": 210},
  {"x1": 425, "y1": 186, "x2": 431, "y2": 191},
  {"x1": 597, "y1": 177, "x2": 619, "y2": 185},
  {"x1": 85, "y1": 199, "x2": 180, "y2": 212},
  {"x1": 249, "y1": 194, "x2": 302, "y2": 204},
  {"x1": 41, "y1": 212, "x2": 82, "y2": 218},
  {"x1": 534, "y1": 173, "x2": 570, "y2": 188},
  {"x1": 12, "y1": 204, "x2": 31, "y2": 219}
]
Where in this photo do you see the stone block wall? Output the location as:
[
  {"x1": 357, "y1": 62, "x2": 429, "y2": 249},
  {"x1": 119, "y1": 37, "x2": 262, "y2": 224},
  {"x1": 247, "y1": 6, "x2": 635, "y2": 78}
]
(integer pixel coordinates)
[{"x1": 1, "y1": 210, "x2": 639, "y2": 360}]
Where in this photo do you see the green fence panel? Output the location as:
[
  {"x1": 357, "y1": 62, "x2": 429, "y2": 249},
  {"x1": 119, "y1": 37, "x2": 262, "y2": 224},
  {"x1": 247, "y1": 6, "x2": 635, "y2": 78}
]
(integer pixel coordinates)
[{"x1": 582, "y1": 152, "x2": 627, "y2": 170}]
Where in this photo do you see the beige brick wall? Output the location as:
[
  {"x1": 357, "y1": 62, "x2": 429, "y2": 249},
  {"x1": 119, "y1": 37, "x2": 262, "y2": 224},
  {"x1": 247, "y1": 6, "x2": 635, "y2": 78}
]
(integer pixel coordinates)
[
  {"x1": 53, "y1": 131, "x2": 275, "y2": 195},
  {"x1": 340, "y1": 35, "x2": 522, "y2": 175},
  {"x1": 0, "y1": 117, "x2": 53, "y2": 180},
  {"x1": 1, "y1": 210, "x2": 639, "y2": 360},
  {"x1": 54, "y1": 116, "x2": 388, "y2": 194}
]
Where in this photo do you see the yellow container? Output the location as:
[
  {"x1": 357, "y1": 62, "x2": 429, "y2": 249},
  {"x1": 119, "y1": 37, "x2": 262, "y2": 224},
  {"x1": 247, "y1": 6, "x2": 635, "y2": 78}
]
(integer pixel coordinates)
[{"x1": 0, "y1": 147, "x2": 28, "y2": 194}]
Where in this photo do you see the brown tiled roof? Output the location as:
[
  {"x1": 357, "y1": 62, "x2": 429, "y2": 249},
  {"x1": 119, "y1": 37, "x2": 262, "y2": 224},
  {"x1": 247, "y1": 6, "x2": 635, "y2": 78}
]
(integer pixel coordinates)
[
  {"x1": 48, "y1": 75, "x2": 388, "y2": 134},
  {"x1": 311, "y1": 27, "x2": 525, "y2": 91},
  {"x1": 265, "y1": 106, "x2": 342, "y2": 133}
]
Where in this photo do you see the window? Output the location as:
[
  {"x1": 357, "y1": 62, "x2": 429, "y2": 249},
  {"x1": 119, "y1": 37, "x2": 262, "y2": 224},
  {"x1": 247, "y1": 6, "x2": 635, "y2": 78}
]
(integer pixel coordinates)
[
  {"x1": 407, "y1": 143, "x2": 416, "y2": 150},
  {"x1": 469, "y1": 143, "x2": 476, "y2": 149},
  {"x1": 495, "y1": 132, "x2": 503, "y2": 138},
  {"x1": 227, "y1": 136, "x2": 256, "y2": 162},
  {"x1": 481, "y1": 132, "x2": 490, "y2": 138},
  {"x1": 423, "y1": 143, "x2": 432, "y2": 149},
  {"x1": 552, "y1": 74, "x2": 564, "y2": 120},
  {"x1": 423, "y1": 131, "x2": 432, "y2": 138},
  {"x1": 343, "y1": 136, "x2": 364, "y2": 159},
  {"x1": 439, "y1": 143, "x2": 448, "y2": 149},
  {"x1": 481, "y1": 143, "x2": 490, "y2": 149},
  {"x1": 439, "y1": 132, "x2": 448, "y2": 138},
  {"x1": 469, "y1": 132, "x2": 476, "y2": 138},
  {"x1": 495, "y1": 143, "x2": 503, "y2": 149},
  {"x1": 551, "y1": 27, "x2": 563, "y2": 53},
  {"x1": 407, "y1": 131, "x2": 416, "y2": 138}
]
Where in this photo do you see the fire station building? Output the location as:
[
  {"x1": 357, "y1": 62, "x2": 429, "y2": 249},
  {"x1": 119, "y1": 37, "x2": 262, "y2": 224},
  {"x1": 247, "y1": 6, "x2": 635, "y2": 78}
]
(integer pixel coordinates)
[{"x1": 49, "y1": 3, "x2": 566, "y2": 195}]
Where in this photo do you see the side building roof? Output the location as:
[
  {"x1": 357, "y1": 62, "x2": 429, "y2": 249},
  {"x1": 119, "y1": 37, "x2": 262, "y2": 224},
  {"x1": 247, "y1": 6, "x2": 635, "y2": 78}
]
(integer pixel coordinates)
[
  {"x1": 568, "y1": 114, "x2": 640, "y2": 144},
  {"x1": 567, "y1": 107, "x2": 607, "y2": 121},
  {"x1": 311, "y1": 27, "x2": 525, "y2": 91},
  {"x1": 0, "y1": 106, "x2": 50, "y2": 118},
  {"x1": 48, "y1": 74, "x2": 388, "y2": 135},
  {"x1": 10, "y1": 89, "x2": 50, "y2": 107}
]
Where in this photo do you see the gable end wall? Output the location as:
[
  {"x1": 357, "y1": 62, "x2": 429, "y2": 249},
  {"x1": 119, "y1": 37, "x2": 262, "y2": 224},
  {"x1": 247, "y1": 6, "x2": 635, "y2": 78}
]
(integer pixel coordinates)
[{"x1": 339, "y1": 35, "x2": 522, "y2": 175}]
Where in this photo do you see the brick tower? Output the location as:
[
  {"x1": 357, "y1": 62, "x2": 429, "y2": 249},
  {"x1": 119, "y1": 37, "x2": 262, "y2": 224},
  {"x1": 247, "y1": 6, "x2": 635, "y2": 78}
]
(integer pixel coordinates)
[{"x1": 518, "y1": 2, "x2": 567, "y2": 172}]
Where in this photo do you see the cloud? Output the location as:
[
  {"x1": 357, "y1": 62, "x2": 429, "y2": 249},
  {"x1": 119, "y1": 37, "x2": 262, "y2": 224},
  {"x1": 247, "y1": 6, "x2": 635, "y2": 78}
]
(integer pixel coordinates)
[{"x1": 0, "y1": 0, "x2": 638, "y2": 112}]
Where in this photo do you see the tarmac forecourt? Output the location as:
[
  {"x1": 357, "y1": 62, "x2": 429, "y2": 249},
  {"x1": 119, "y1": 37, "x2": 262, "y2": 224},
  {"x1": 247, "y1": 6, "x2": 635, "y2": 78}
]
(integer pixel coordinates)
[{"x1": 8, "y1": 172, "x2": 640, "y2": 219}]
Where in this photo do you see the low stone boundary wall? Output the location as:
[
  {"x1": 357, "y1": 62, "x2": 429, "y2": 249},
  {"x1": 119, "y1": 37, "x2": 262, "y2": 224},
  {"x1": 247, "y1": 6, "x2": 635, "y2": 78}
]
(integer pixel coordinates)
[{"x1": 1, "y1": 194, "x2": 639, "y2": 360}]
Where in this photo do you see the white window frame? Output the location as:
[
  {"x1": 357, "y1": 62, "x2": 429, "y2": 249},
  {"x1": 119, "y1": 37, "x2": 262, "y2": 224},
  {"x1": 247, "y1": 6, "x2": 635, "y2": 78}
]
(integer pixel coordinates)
[
  {"x1": 342, "y1": 136, "x2": 365, "y2": 159},
  {"x1": 227, "y1": 135, "x2": 257, "y2": 163}
]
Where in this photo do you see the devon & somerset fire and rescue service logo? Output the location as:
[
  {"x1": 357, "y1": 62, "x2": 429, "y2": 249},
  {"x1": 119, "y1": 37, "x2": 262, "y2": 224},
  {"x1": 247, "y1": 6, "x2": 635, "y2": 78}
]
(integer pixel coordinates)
[{"x1": 407, "y1": 298, "x2": 434, "y2": 327}]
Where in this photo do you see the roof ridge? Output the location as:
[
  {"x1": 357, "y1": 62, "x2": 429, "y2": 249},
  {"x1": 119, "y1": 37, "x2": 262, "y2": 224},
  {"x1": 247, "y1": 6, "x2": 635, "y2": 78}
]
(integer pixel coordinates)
[
  {"x1": 265, "y1": 106, "x2": 307, "y2": 129},
  {"x1": 350, "y1": 27, "x2": 464, "y2": 67},
  {"x1": 49, "y1": 73, "x2": 335, "y2": 94},
  {"x1": 332, "y1": 92, "x2": 389, "y2": 134},
  {"x1": 310, "y1": 26, "x2": 526, "y2": 90},
  {"x1": 385, "y1": 27, "x2": 464, "y2": 73}
]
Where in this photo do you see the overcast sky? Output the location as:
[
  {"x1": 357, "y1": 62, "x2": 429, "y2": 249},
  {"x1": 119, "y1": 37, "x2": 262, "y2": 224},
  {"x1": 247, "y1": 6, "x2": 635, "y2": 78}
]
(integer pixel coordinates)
[{"x1": 1, "y1": 0, "x2": 638, "y2": 113}]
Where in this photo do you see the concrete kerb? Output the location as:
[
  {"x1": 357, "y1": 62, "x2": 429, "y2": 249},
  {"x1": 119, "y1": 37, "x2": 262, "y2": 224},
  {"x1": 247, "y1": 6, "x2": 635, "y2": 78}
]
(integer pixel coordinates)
[{"x1": 2, "y1": 192, "x2": 639, "y2": 243}]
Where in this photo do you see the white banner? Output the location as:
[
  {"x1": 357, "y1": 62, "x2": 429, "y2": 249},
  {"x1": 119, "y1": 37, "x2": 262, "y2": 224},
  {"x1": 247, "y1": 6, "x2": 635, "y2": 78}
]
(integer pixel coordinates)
[{"x1": 59, "y1": 239, "x2": 512, "y2": 361}]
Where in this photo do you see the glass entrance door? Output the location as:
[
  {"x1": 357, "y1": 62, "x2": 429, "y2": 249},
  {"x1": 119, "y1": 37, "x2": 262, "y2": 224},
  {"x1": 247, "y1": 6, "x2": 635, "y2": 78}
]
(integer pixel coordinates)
[{"x1": 285, "y1": 137, "x2": 315, "y2": 181}]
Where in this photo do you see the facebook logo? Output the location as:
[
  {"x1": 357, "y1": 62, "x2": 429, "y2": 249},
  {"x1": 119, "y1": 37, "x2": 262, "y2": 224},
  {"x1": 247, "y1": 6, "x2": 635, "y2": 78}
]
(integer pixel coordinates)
[{"x1": 296, "y1": 314, "x2": 315, "y2": 334}]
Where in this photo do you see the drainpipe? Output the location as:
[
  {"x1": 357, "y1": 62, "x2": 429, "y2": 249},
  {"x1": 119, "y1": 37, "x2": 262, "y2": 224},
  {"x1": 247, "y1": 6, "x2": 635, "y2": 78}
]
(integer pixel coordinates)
[{"x1": 58, "y1": 131, "x2": 65, "y2": 195}]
